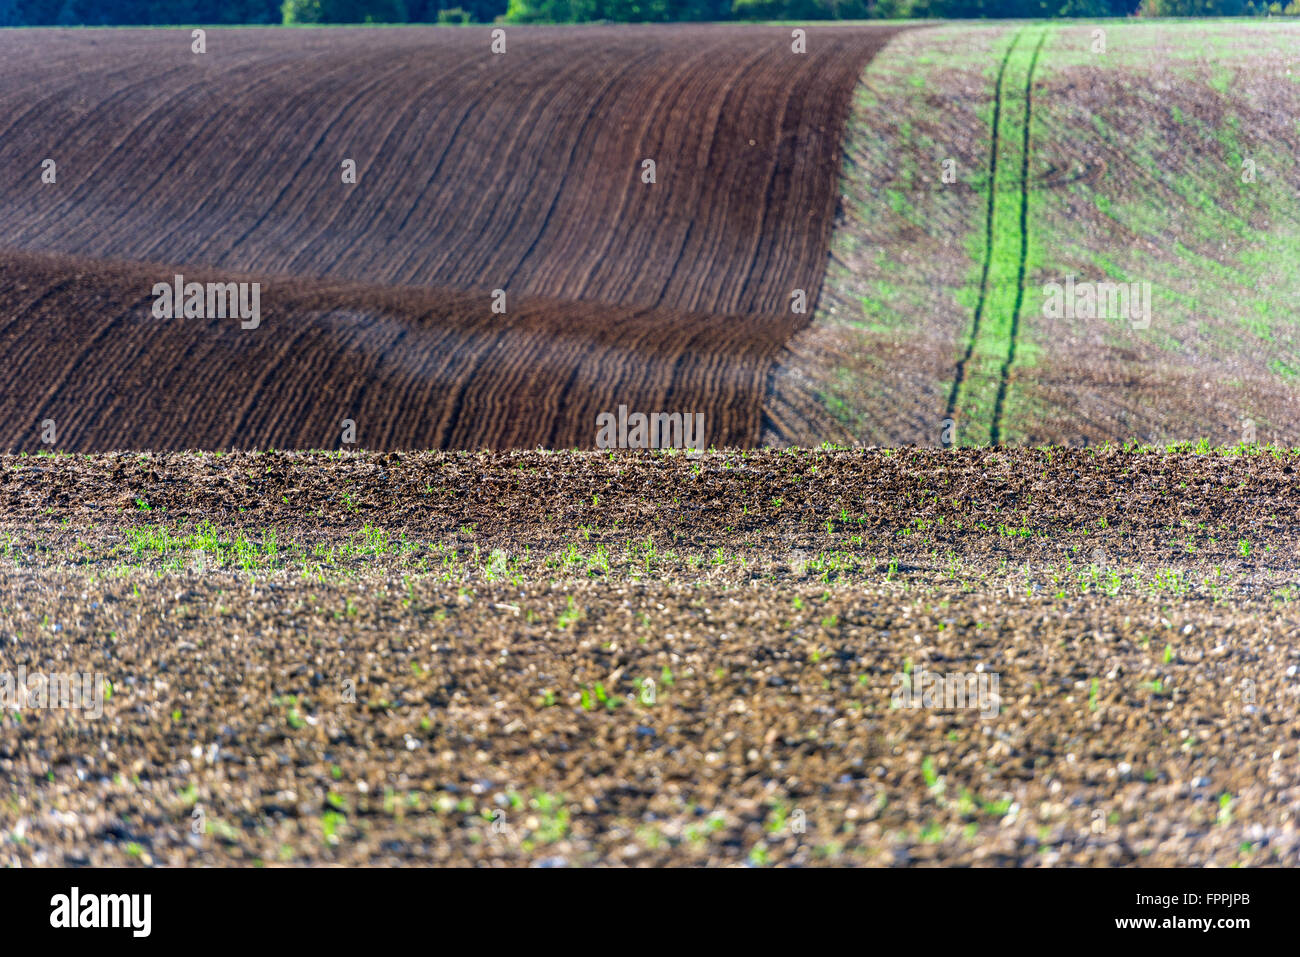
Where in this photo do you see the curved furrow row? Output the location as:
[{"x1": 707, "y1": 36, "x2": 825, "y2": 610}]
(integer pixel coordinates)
[
  {"x1": 0, "y1": 26, "x2": 898, "y2": 314},
  {"x1": 0, "y1": 25, "x2": 905, "y2": 451}
]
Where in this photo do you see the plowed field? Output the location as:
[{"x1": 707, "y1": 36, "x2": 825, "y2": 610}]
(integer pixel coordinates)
[
  {"x1": 3, "y1": 449, "x2": 1299, "y2": 866},
  {"x1": 0, "y1": 248, "x2": 798, "y2": 449},
  {"x1": 0, "y1": 25, "x2": 903, "y2": 451}
]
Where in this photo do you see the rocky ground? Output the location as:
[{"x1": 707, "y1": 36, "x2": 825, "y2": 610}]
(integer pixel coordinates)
[{"x1": 1, "y1": 447, "x2": 1298, "y2": 865}]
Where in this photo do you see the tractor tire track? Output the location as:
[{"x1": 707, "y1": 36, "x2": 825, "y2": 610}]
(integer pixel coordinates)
[
  {"x1": 944, "y1": 28, "x2": 1022, "y2": 434},
  {"x1": 990, "y1": 27, "x2": 1048, "y2": 447}
]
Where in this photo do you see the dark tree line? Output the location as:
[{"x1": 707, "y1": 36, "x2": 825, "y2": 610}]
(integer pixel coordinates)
[
  {"x1": 3, "y1": 0, "x2": 505, "y2": 23},
  {"x1": 0, "y1": 0, "x2": 1288, "y2": 29}
]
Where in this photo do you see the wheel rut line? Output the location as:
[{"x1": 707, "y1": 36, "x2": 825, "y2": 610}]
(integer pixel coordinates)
[
  {"x1": 990, "y1": 27, "x2": 1048, "y2": 448},
  {"x1": 944, "y1": 28, "x2": 1022, "y2": 431}
]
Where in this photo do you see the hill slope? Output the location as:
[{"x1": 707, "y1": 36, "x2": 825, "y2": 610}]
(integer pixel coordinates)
[
  {"x1": 770, "y1": 21, "x2": 1300, "y2": 448},
  {"x1": 0, "y1": 24, "x2": 903, "y2": 451}
]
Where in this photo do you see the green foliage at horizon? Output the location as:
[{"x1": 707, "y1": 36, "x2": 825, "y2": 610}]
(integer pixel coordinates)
[{"x1": 9, "y1": 0, "x2": 1293, "y2": 25}]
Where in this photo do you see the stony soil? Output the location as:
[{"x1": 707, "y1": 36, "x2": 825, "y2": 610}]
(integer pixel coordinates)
[{"x1": 1, "y1": 448, "x2": 1297, "y2": 866}]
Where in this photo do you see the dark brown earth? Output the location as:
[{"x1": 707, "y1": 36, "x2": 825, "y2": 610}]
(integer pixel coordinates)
[
  {"x1": 0, "y1": 25, "x2": 904, "y2": 451},
  {"x1": 0, "y1": 248, "x2": 799, "y2": 450},
  {"x1": 2, "y1": 448, "x2": 1298, "y2": 866}
]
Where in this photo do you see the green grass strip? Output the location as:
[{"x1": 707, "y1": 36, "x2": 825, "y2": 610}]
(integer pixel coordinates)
[{"x1": 950, "y1": 24, "x2": 1049, "y2": 447}]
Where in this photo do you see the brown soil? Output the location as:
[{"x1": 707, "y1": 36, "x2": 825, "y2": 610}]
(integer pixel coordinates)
[
  {"x1": 0, "y1": 25, "x2": 904, "y2": 452},
  {"x1": 2, "y1": 448, "x2": 1297, "y2": 866},
  {"x1": 0, "y1": 248, "x2": 799, "y2": 450}
]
